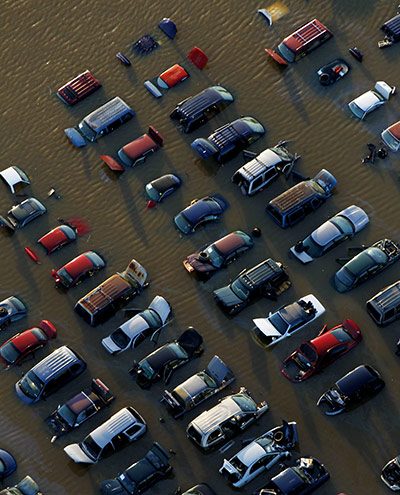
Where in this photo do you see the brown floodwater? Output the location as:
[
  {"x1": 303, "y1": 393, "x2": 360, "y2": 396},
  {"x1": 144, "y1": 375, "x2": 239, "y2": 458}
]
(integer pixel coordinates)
[{"x1": 0, "y1": 1, "x2": 399, "y2": 494}]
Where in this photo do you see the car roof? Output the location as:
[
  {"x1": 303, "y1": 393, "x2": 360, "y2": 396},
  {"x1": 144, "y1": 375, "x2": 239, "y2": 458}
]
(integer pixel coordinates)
[
  {"x1": 10, "y1": 329, "x2": 42, "y2": 352},
  {"x1": 336, "y1": 365, "x2": 378, "y2": 395},
  {"x1": 31, "y1": 346, "x2": 81, "y2": 381},
  {"x1": 175, "y1": 86, "x2": 232, "y2": 118},
  {"x1": 182, "y1": 197, "x2": 221, "y2": 223},
  {"x1": 282, "y1": 18, "x2": 331, "y2": 54},
  {"x1": 279, "y1": 301, "x2": 308, "y2": 325},
  {"x1": 213, "y1": 232, "x2": 248, "y2": 255},
  {"x1": 144, "y1": 344, "x2": 182, "y2": 371},
  {"x1": 236, "y1": 441, "x2": 266, "y2": 466},
  {"x1": 311, "y1": 330, "x2": 341, "y2": 355},
  {"x1": 121, "y1": 133, "x2": 158, "y2": 160},
  {"x1": 0, "y1": 166, "x2": 30, "y2": 193},
  {"x1": 271, "y1": 466, "x2": 305, "y2": 493},
  {"x1": 89, "y1": 407, "x2": 139, "y2": 447},
  {"x1": 344, "y1": 247, "x2": 388, "y2": 274},
  {"x1": 387, "y1": 120, "x2": 400, "y2": 139},
  {"x1": 84, "y1": 97, "x2": 132, "y2": 130},
  {"x1": 191, "y1": 396, "x2": 242, "y2": 432}
]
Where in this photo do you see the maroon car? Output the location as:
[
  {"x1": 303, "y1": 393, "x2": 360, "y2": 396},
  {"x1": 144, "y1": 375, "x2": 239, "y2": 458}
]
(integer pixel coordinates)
[
  {"x1": 51, "y1": 251, "x2": 105, "y2": 289},
  {"x1": 183, "y1": 230, "x2": 254, "y2": 277},
  {"x1": 0, "y1": 320, "x2": 57, "y2": 367},
  {"x1": 280, "y1": 319, "x2": 362, "y2": 382},
  {"x1": 38, "y1": 224, "x2": 78, "y2": 254}
]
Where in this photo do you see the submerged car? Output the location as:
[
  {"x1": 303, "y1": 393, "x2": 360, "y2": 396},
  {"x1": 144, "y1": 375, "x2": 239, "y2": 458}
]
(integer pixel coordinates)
[
  {"x1": 51, "y1": 251, "x2": 105, "y2": 289},
  {"x1": 130, "y1": 327, "x2": 203, "y2": 388},
  {"x1": 0, "y1": 197, "x2": 46, "y2": 231},
  {"x1": 179, "y1": 484, "x2": 216, "y2": 495},
  {"x1": 37, "y1": 223, "x2": 78, "y2": 254},
  {"x1": 381, "y1": 120, "x2": 400, "y2": 152},
  {"x1": 256, "y1": 456, "x2": 330, "y2": 495},
  {"x1": 348, "y1": 81, "x2": 395, "y2": 120},
  {"x1": 280, "y1": 319, "x2": 362, "y2": 382},
  {"x1": 191, "y1": 117, "x2": 265, "y2": 163},
  {"x1": 219, "y1": 420, "x2": 298, "y2": 488},
  {"x1": 64, "y1": 406, "x2": 147, "y2": 464},
  {"x1": 0, "y1": 296, "x2": 26, "y2": 330},
  {"x1": 100, "y1": 442, "x2": 172, "y2": 495},
  {"x1": 0, "y1": 320, "x2": 57, "y2": 367},
  {"x1": 290, "y1": 205, "x2": 369, "y2": 263},
  {"x1": 0, "y1": 166, "x2": 30, "y2": 194},
  {"x1": 15, "y1": 345, "x2": 87, "y2": 404},
  {"x1": 161, "y1": 355, "x2": 235, "y2": 418},
  {"x1": 45, "y1": 378, "x2": 114, "y2": 441},
  {"x1": 170, "y1": 85, "x2": 234, "y2": 133},
  {"x1": 101, "y1": 295, "x2": 172, "y2": 355},
  {"x1": 186, "y1": 387, "x2": 269, "y2": 451},
  {"x1": 317, "y1": 58, "x2": 350, "y2": 86},
  {"x1": 145, "y1": 174, "x2": 181, "y2": 204},
  {"x1": 214, "y1": 258, "x2": 291, "y2": 315},
  {"x1": 232, "y1": 143, "x2": 298, "y2": 196},
  {"x1": 381, "y1": 454, "x2": 400, "y2": 492},
  {"x1": 334, "y1": 238, "x2": 400, "y2": 292},
  {"x1": 316, "y1": 364, "x2": 385, "y2": 415},
  {"x1": 57, "y1": 69, "x2": 101, "y2": 105},
  {"x1": 183, "y1": 230, "x2": 253, "y2": 276},
  {"x1": 0, "y1": 476, "x2": 41, "y2": 495},
  {"x1": 174, "y1": 195, "x2": 226, "y2": 234},
  {"x1": 265, "y1": 18, "x2": 332, "y2": 65},
  {"x1": 252, "y1": 294, "x2": 325, "y2": 348},
  {"x1": 0, "y1": 449, "x2": 17, "y2": 480},
  {"x1": 144, "y1": 63, "x2": 189, "y2": 98}
]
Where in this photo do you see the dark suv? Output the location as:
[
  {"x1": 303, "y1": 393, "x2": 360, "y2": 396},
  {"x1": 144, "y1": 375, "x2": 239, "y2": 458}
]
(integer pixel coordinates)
[{"x1": 213, "y1": 258, "x2": 291, "y2": 315}]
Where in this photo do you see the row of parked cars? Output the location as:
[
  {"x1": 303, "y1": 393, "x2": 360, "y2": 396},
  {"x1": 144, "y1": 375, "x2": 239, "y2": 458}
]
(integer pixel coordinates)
[{"x1": 2, "y1": 11, "x2": 400, "y2": 495}]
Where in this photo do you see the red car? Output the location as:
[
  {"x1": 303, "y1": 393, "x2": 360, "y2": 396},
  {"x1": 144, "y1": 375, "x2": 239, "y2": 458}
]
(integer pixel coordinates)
[
  {"x1": 51, "y1": 251, "x2": 105, "y2": 289},
  {"x1": 38, "y1": 224, "x2": 78, "y2": 254},
  {"x1": 0, "y1": 320, "x2": 57, "y2": 367},
  {"x1": 280, "y1": 319, "x2": 362, "y2": 382}
]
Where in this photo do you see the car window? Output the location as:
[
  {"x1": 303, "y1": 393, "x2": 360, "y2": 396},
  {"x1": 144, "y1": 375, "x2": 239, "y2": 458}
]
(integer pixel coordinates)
[
  {"x1": 125, "y1": 424, "x2": 142, "y2": 436},
  {"x1": 101, "y1": 442, "x2": 115, "y2": 457},
  {"x1": 112, "y1": 434, "x2": 130, "y2": 450},
  {"x1": 288, "y1": 208, "x2": 305, "y2": 225},
  {"x1": 249, "y1": 458, "x2": 265, "y2": 473}
]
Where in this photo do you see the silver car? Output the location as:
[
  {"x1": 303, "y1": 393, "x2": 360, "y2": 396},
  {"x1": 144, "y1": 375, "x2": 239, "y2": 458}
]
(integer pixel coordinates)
[{"x1": 290, "y1": 205, "x2": 369, "y2": 264}]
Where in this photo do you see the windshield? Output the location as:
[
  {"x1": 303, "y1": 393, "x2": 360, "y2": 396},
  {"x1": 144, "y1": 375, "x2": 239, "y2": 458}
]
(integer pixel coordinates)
[
  {"x1": 0, "y1": 341, "x2": 21, "y2": 364},
  {"x1": 269, "y1": 312, "x2": 289, "y2": 334},
  {"x1": 81, "y1": 436, "x2": 101, "y2": 460},
  {"x1": 78, "y1": 120, "x2": 97, "y2": 141},
  {"x1": 145, "y1": 183, "x2": 160, "y2": 202},
  {"x1": 110, "y1": 328, "x2": 130, "y2": 348},
  {"x1": 382, "y1": 129, "x2": 400, "y2": 150},
  {"x1": 57, "y1": 268, "x2": 74, "y2": 287},
  {"x1": 310, "y1": 180, "x2": 326, "y2": 196},
  {"x1": 299, "y1": 343, "x2": 317, "y2": 362},
  {"x1": 203, "y1": 244, "x2": 224, "y2": 267},
  {"x1": 230, "y1": 279, "x2": 250, "y2": 301},
  {"x1": 141, "y1": 309, "x2": 161, "y2": 328},
  {"x1": 232, "y1": 394, "x2": 256, "y2": 412},
  {"x1": 331, "y1": 327, "x2": 353, "y2": 343},
  {"x1": 57, "y1": 404, "x2": 77, "y2": 427},
  {"x1": 174, "y1": 212, "x2": 193, "y2": 234},
  {"x1": 198, "y1": 371, "x2": 217, "y2": 388},
  {"x1": 139, "y1": 359, "x2": 155, "y2": 379},
  {"x1": 336, "y1": 266, "x2": 356, "y2": 287},
  {"x1": 19, "y1": 371, "x2": 44, "y2": 399},
  {"x1": 277, "y1": 42, "x2": 295, "y2": 62},
  {"x1": 302, "y1": 234, "x2": 325, "y2": 258},
  {"x1": 348, "y1": 101, "x2": 365, "y2": 119}
]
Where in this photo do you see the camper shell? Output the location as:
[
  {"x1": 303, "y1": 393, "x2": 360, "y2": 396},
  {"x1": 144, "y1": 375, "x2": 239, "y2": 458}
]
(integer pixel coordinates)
[
  {"x1": 65, "y1": 97, "x2": 134, "y2": 147},
  {"x1": 266, "y1": 18, "x2": 332, "y2": 65},
  {"x1": 380, "y1": 13, "x2": 400, "y2": 46},
  {"x1": 170, "y1": 86, "x2": 234, "y2": 133},
  {"x1": 366, "y1": 281, "x2": 400, "y2": 326},
  {"x1": 57, "y1": 70, "x2": 101, "y2": 106},
  {"x1": 74, "y1": 259, "x2": 148, "y2": 326},
  {"x1": 266, "y1": 169, "x2": 337, "y2": 228}
]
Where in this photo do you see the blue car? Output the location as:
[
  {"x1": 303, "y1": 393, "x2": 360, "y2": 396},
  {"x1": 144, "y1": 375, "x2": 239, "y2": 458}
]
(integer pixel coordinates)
[
  {"x1": 191, "y1": 117, "x2": 265, "y2": 163},
  {"x1": 174, "y1": 195, "x2": 227, "y2": 234},
  {"x1": 0, "y1": 449, "x2": 17, "y2": 480}
]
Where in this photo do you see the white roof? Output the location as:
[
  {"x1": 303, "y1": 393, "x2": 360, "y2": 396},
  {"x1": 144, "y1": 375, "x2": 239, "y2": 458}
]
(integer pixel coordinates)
[
  {"x1": 0, "y1": 166, "x2": 30, "y2": 193},
  {"x1": 236, "y1": 441, "x2": 266, "y2": 466},
  {"x1": 191, "y1": 397, "x2": 241, "y2": 433}
]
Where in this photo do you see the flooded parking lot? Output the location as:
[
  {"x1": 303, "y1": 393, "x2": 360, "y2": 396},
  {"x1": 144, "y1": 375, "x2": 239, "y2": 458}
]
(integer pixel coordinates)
[{"x1": 0, "y1": 1, "x2": 399, "y2": 493}]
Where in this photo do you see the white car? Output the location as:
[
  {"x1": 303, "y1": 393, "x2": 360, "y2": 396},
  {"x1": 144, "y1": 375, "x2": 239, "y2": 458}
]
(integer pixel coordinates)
[
  {"x1": 252, "y1": 294, "x2": 325, "y2": 348},
  {"x1": 348, "y1": 81, "x2": 395, "y2": 120},
  {"x1": 381, "y1": 119, "x2": 400, "y2": 152},
  {"x1": 64, "y1": 406, "x2": 146, "y2": 463},
  {"x1": 219, "y1": 420, "x2": 298, "y2": 488},
  {"x1": 101, "y1": 295, "x2": 171, "y2": 355},
  {"x1": 290, "y1": 205, "x2": 369, "y2": 264}
]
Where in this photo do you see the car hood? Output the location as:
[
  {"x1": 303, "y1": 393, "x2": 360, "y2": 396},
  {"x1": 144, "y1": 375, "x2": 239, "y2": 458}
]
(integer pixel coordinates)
[
  {"x1": 352, "y1": 90, "x2": 380, "y2": 111},
  {"x1": 191, "y1": 138, "x2": 218, "y2": 158},
  {"x1": 253, "y1": 318, "x2": 282, "y2": 337},
  {"x1": 214, "y1": 286, "x2": 243, "y2": 306},
  {"x1": 289, "y1": 245, "x2": 314, "y2": 263},
  {"x1": 101, "y1": 336, "x2": 123, "y2": 354},
  {"x1": 148, "y1": 295, "x2": 171, "y2": 323},
  {"x1": 64, "y1": 443, "x2": 95, "y2": 463},
  {"x1": 64, "y1": 128, "x2": 87, "y2": 147}
]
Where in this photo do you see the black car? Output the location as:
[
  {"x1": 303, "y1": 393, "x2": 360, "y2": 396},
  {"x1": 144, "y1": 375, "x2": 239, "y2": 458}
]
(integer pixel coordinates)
[
  {"x1": 316, "y1": 364, "x2": 385, "y2": 415},
  {"x1": 45, "y1": 378, "x2": 114, "y2": 441},
  {"x1": 213, "y1": 258, "x2": 291, "y2": 315},
  {"x1": 381, "y1": 454, "x2": 400, "y2": 491},
  {"x1": 100, "y1": 442, "x2": 172, "y2": 495},
  {"x1": 255, "y1": 456, "x2": 330, "y2": 495},
  {"x1": 145, "y1": 174, "x2": 181, "y2": 204},
  {"x1": 0, "y1": 197, "x2": 46, "y2": 231},
  {"x1": 130, "y1": 327, "x2": 203, "y2": 388},
  {"x1": 175, "y1": 484, "x2": 216, "y2": 495}
]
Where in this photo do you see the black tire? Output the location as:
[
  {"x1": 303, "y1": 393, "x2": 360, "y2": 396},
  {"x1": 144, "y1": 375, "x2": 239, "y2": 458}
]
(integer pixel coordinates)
[{"x1": 319, "y1": 72, "x2": 331, "y2": 86}]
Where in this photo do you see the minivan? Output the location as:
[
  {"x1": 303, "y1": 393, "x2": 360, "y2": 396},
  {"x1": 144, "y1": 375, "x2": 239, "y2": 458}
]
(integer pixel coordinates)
[
  {"x1": 366, "y1": 280, "x2": 400, "y2": 326},
  {"x1": 170, "y1": 85, "x2": 234, "y2": 133},
  {"x1": 15, "y1": 346, "x2": 86, "y2": 404},
  {"x1": 266, "y1": 18, "x2": 332, "y2": 65},
  {"x1": 64, "y1": 96, "x2": 135, "y2": 147},
  {"x1": 266, "y1": 169, "x2": 337, "y2": 228},
  {"x1": 64, "y1": 406, "x2": 146, "y2": 463},
  {"x1": 74, "y1": 259, "x2": 148, "y2": 326}
]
